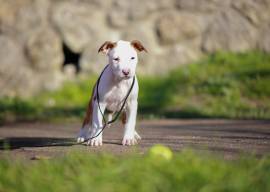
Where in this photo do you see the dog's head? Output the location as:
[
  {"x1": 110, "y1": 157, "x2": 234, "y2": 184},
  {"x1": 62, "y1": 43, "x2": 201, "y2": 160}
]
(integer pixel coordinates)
[{"x1": 98, "y1": 40, "x2": 147, "y2": 79}]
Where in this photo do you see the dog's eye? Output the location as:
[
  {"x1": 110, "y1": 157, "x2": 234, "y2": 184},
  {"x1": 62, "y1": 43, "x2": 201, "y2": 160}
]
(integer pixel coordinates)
[
  {"x1": 131, "y1": 57, "x2": 135, "y2": 60},
  {"x1": 113, "y1": 57, "x2": 120, "y2": 62}
]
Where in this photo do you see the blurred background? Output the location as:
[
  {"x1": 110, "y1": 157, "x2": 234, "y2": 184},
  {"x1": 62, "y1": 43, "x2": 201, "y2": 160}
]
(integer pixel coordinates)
[{"x1": 0, "y1": 0, "x2": 270, "y2": 122}]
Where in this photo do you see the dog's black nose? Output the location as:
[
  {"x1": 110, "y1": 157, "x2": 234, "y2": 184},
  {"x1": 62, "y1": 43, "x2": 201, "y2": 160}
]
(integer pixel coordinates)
[{"x1": 122, "y1": 69, "x2": 130, "y2": 76}]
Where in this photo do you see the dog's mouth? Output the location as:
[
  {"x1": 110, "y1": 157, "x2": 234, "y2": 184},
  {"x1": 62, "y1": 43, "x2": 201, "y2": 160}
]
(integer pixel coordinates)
[
  {"x1": 124, "y1": 74, "x2": 130, "y2": 78},
  {"x1": 120, "y1": 73, "x2": 132, "y2": 79},
  {"x1": 123, "y1": 74, "x2": 135, "y2": 79}
]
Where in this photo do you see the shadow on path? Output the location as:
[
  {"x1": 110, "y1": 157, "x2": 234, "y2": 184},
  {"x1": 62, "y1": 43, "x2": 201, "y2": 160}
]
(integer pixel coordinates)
[
  {"x1": 0, "y1": 137, "x2": 120, "y2": 150},
  {"x1": 0, "y1": 137, "x2": 75, "y2": 150}
]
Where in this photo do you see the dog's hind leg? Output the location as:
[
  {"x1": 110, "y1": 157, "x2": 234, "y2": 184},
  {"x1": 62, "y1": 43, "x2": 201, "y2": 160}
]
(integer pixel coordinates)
[
  {"x1": 77, "y1": 85, "x2": 96, "y2": 143},
  {"x1": 107, "y1": 113, "x2": 113, "y2": 127},
  {"x1": 121, "y1": 111, "x2": 127, "y2": 124},
  {"x1": 77, "y1": 99, "x2": 93, "y2": 143}
]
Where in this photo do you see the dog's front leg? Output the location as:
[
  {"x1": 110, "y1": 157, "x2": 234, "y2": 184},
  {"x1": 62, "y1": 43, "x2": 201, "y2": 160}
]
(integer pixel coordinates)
[
  {"x1": 122, "y1": 100, "x2": 138, "y2": 146},
  {"x1": 87, "y1": 101, "x2": 106, "y2": 146}
]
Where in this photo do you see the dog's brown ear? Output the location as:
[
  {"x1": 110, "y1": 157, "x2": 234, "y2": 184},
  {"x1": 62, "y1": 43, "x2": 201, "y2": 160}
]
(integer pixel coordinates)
[
  {"x1": 131, "y1": 40, "x2": 147, "y2": 52},
  {"x1": 98, "y1": 41, "x2": 116, "y2": 54}
]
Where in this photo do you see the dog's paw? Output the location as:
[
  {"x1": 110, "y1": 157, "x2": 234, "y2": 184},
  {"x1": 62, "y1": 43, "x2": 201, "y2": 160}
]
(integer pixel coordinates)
[
  {"x1": 87, "y1": 135, "x2": 103, "y2": 146},
  {"x1": 76, "y1": 127, "x2": 90, "y2": 143},
  {"x1": 77, "y1": 137, "x2": 85, "y2": 143},
  {"x1": 122, "y1": 131, "x2": 141, "y2": 146},
  {"x1": 87, "y1": 128, "x2": 103, "y2": 146},
  {"x1": 122, "y1": 135, "x2": 138, "y2": 146}
]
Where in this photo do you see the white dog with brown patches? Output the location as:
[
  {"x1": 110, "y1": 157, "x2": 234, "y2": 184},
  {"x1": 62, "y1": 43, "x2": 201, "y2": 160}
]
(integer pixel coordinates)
[{"x1": 77, "y1": 40, "x2": 147, "y2": 146}]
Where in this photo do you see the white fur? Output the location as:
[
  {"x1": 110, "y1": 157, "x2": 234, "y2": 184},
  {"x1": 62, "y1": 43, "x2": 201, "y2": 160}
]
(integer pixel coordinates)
[{"x1": 77, "y1": 40, "x2": 141, "y2": 146}]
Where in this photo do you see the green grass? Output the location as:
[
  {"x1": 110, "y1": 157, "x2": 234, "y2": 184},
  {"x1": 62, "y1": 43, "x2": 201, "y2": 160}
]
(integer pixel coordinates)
[
  {"x1": 0, "y1": 51, "x2": 270, "y2": 123},
  {"x1": 0, "y1": 149, "x2": 270, "y2": 192},
  {"x1": 139, "y1": 51, "x2": 270, "y2": 119},
  {"x1": 0, "y1": 77, "x2": 97, "y2": 123}
]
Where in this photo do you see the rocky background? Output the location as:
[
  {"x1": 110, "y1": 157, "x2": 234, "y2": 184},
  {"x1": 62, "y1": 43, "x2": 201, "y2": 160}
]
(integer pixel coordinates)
[{"x1": 0, "y1": 0, "x2": 270, "y2": 97}]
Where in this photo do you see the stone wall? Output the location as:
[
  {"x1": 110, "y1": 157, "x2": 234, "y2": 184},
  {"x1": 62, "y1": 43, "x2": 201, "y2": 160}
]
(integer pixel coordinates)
[{"x1": 0, "y1": 0, "x2": 270, "y2": 97}]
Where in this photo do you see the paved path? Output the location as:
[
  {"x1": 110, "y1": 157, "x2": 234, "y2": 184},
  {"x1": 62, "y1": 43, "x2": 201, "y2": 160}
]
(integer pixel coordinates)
[{"x1": 0, "y1": 119, "x2": 270, "y2": 160}]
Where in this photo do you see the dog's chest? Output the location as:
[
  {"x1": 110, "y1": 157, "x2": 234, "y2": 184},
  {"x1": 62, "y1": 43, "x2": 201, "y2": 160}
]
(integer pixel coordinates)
[{"x1": 104, "y1": 83, "x2": 130, "y2": 111}]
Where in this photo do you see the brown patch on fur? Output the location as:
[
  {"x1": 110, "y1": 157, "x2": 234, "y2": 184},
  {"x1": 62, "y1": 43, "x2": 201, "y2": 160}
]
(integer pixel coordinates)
[
  {"x1": 98, "y1": 41, "x2": 116, "y2": 53},
  {"x1": 131, "y1": 40, "x2": 147, "y2": 52},
  {"x1": 121, "y1": 111, "x2": 127, "y2": 124},
  {"x1": 81, "y1": 83, "x2": 96, "y2": 128}
]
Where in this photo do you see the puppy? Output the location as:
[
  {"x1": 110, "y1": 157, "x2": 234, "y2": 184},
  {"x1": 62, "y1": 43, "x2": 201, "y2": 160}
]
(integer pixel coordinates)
[{"x1": 77, "y1": 40, "x2": 147, "y2": 146}]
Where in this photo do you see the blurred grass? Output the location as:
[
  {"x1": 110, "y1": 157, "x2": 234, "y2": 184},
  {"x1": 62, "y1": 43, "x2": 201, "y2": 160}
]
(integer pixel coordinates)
[
  {"x1": 0, "y1": 150, "x2": 270, "y2": 192},
  {"x1": 0, "y1": 51, "x2": 270, "y2": 123},
  {"x1": 139, "y1": 51, "x2": 270, "y2": 119}
]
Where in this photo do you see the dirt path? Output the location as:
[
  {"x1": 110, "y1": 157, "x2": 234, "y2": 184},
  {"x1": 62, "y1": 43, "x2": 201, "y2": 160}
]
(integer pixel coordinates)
[{"x1": 0, "y1": 119, "x2": 270, "y2": 160}]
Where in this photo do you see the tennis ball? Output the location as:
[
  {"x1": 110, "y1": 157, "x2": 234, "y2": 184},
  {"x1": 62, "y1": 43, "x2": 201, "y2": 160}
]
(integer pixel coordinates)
[{"x1": 149, "y1": 144, "x2": 173, "y2": 160}]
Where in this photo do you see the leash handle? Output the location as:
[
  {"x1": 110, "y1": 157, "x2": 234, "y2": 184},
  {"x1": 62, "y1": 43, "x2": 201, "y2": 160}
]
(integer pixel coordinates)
[{"x1": 77, "y1": 65, "x2": 135, "y2": 144}]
